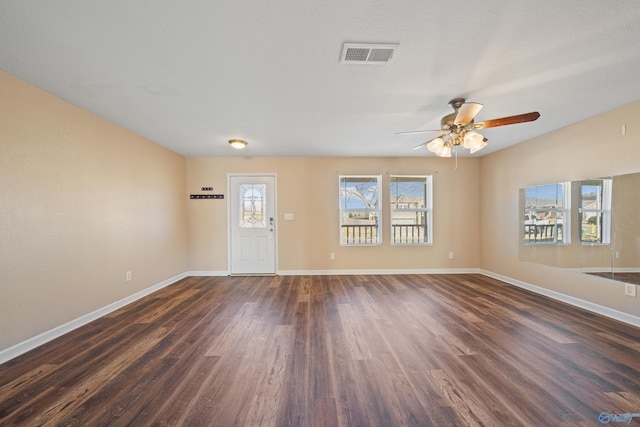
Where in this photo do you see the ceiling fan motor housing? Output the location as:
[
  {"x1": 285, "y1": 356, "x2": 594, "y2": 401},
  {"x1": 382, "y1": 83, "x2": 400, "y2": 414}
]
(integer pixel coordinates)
[
  {"x1": 441, "y1": 112, "x2": 458, "y2": 130},
  {"x1": 442, "y1": 98, "x2": 469, "y2": 130},
  {"x1": 448, "y1": 98, "x2": 466, "y2": 110}
]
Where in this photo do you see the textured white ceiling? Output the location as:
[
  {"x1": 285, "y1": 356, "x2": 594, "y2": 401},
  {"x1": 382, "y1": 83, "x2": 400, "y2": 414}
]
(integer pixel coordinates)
[{"x1": 2, "y1": 1, "x2": 640, "y2": 157}]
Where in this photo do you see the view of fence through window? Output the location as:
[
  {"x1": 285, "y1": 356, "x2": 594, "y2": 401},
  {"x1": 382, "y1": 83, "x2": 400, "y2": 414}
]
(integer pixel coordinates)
[
  {"x1": 338, "y1": 175, "x2": 433, "y2": 245},
  {"x1": 524, "y1": 182, "x2": 569, "y2": 244},
  {"x1": 390, "y1": 175, "x2": 432, "y2": 244},
  {"x1": 339, "y1": 175, "x2": 381, "y2": 245}
]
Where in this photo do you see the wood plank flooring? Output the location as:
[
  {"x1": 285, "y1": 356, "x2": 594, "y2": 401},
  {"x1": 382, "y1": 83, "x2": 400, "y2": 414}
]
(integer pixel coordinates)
[{"x1": 1, "y1": 274, "x2": 639, "y2": 426}]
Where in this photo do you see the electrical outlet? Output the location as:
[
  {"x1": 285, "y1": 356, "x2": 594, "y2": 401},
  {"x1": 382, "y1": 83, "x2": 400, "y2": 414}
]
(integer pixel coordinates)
[
  {"x1": 448, "y1": 252, "x2": 454, "y2": 259},
  {"x1": 126, "y1": 271, "x2": 132, "y2": 282},
  {"x1": 624, "y1": 283, "x2": 636, "y2": 297},
  {"x1": 330, "y1": 252, "x2": 335, "y2": 260}
]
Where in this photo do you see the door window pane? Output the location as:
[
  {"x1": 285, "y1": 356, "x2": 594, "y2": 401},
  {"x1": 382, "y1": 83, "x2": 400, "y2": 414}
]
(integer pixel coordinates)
[{"x1": 240, "y1": 184, "x2": 266, "y2": 228}]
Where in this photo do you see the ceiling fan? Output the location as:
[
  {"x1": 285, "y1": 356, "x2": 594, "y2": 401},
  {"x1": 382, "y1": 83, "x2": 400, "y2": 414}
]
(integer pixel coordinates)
[{"x1": 398, "y1": 98, "x2": 540, "y2": 157}]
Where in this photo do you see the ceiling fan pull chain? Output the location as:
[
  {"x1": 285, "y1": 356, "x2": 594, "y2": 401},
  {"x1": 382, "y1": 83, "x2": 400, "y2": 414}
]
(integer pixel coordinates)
[{"x1": 454, "y1": 147, "x2": 458, "y2": 170}]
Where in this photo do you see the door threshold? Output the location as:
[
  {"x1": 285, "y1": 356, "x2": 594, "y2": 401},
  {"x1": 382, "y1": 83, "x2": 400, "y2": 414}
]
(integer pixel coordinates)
[{"x1": 228, "y1": 273, "x2": 278, "y2": 277}]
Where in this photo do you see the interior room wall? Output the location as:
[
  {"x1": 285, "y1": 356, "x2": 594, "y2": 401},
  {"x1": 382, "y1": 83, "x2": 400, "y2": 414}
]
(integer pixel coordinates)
[
  {"x1": 479, "y1": 101, "x2": 640, "y2": 318},
  {"x1": 0, "y1": 72, "x2": 188, "y2": 352},
  {"x1": 4, "y1": 65, "x2": 636, "y2": 360},
  {"x1": 187, "y1": 156, "x2": 481, "y2": 273}
]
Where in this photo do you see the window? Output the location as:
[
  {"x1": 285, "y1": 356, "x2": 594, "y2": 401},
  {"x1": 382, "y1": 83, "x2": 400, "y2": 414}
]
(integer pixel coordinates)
[
  {"x1": 579, "y1": 179, "x2": 612, "y2": 244},
  {"x1": 339, "y1": 175, "x2": 381, "y2": 245},
  {"x1": 390, "y1": 175, "x2": 432, "y2": 245},
  {"x1": 524, "y1": 182, "x2": 570, "y2": 244}
]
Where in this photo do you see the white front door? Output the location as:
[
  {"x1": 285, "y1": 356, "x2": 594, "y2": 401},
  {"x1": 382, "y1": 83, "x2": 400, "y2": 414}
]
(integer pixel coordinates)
[{"x1": 228, "y1": 174, "x2": 277, "y2": 275}]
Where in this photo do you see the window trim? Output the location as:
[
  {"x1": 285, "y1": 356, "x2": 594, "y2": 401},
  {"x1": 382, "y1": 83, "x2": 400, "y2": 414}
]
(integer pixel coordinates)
[
  {"x1": 389, "y1": 174, "x2": 433, "y2": 245},
  {"x1": 339, "y1": 174, "x2": 382, "y2": 246},
  {"x1": 578, "y1": 178, "x2": 612, "y2": 245}
]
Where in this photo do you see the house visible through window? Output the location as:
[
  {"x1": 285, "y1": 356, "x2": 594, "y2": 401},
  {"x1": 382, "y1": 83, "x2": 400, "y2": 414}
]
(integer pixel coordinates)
[
  {"x1": 579, "y1": 178, "x2": 612, "y2": 244},
  {"x1": 390, "y1": 175, "x2": 432, "y2": 245},
  {"x1": 524, "y1": 182, "x2": 570, "y2": 244},
  {"x1": 339, "y1": 175, "x2": 381, "y2": 245}
]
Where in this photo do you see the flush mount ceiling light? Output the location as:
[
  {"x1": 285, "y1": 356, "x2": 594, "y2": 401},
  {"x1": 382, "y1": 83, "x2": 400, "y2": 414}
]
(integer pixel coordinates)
[{"x1": 228, "y1": 139, "x2": 247, "y2": 149}]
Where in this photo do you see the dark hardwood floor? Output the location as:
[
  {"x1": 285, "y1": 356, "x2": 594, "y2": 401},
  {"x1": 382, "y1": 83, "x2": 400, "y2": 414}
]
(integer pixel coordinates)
[{"x1": 1, "y1": 274, "x2": 639, "y2": 426}]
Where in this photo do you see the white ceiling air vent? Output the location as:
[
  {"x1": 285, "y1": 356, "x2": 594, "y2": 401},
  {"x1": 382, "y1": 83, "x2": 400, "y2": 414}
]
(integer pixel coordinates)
[{"x1": 341, "y1": 43, "x2": 398, "y2": 64}]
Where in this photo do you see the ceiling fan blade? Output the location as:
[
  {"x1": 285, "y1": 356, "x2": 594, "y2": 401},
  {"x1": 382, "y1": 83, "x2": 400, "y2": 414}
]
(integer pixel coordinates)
[
  {"x1": 396, "y1": 129, "x2": 441, "y2": 135},
  {"x1": 454, "y1": 102, "x2": 483, "y2": 125},
  {"x1": 472, "y1": 112, "x2": 540, "y2": 130}
]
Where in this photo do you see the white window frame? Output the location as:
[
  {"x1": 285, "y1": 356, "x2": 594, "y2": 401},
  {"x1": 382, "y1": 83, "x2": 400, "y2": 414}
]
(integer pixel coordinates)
[
  {"x1": 579, "y1": 178, "x2": 612, "y2": 245},
  {"x1": 389, "y1": 175, "x2": 433, "y2": 245},
  {"x1": 339, "y1": 175, "x2": 382, "y2": 246}
]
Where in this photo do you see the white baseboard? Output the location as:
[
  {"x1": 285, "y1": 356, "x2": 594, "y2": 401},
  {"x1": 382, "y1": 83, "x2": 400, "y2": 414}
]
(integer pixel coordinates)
[
  {"x1": 187, "y1": 270, "x2": 229, "y2": 276},
  {"x1": 0, "y1": 272, "x2": 188, "y2": 365},
  {"x1": 185, "y1": 268, "x2": 482, "y2": 276},
  {"x1": 481, "y1": 269, "x2": 640, "y2": 328},
  {"x1": 278, "y1": 268, "x2": 481, "y2": 276}
]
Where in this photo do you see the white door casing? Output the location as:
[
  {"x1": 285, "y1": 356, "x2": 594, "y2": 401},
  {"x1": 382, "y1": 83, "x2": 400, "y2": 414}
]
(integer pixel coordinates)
[{"x1": 228, "y1": 174, "x2": 277, "y2": 275}]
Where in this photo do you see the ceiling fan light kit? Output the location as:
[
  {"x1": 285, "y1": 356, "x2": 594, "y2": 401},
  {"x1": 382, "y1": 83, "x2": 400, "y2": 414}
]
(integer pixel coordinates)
[
  {"x1": 463, "y1": 131, "x2": 484, "y2": 150},
  {"x1": 438, "y1": 144, "x2": 452, "y2": 158},
  {"x1": 400, "y1": 98, "x2": 540, "y2": 157},
  {"x1": 426, "y1": 137, "x2": 444, "y2": 153},
  {"x1": 428, "y1": 129, "x2": 487, "y2": 157}
]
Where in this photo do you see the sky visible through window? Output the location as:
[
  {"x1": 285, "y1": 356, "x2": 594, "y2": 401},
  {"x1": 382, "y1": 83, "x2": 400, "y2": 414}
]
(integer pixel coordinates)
[
  {"x1": 340, "y1": 177, "x2": 379, "y2": 210},
  {"x1": 525, "y1": 183, "x2": 564, "y2": 208},
  {"x1": 339, "y1": 176, "x2": 427, "y2": 209},
  {"x1": 391, "y1": 177, "x2": 427, "y2": 206},
  {"x1": 581, "y1": 182, "x2": 603, "y2": 209}
]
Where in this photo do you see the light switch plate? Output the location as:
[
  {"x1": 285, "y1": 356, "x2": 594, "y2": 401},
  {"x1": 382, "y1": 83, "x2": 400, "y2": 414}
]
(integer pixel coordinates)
[{"x1": 284, "y1": 213, "x2": 294, "y2": 220}]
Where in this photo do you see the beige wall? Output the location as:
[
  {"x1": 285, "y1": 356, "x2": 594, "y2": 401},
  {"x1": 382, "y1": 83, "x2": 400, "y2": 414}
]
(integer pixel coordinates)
[
  {"x1": 3, "y1": 67, "x2": 637, "y2": 356},
  {"x1": 480, "y1": 101, "x2": 640, "y2": 317},
  {"x1": 0, "y1": 72, "x2": 188, "y2": 351},
  {"x1": 187, "y1": 157, "x2": 481, "y2": 272}
]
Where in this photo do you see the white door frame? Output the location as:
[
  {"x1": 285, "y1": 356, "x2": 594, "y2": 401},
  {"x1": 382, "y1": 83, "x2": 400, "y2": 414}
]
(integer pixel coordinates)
[{"x1": 227, "y1": 173, "x2": 278, "y2": 275}]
